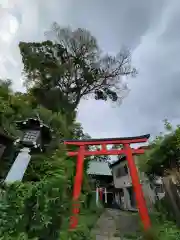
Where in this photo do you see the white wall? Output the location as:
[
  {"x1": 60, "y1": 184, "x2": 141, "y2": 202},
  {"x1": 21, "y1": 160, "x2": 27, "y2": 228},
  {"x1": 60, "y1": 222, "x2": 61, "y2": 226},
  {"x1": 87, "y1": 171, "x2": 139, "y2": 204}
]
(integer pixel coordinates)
[
  {"x1": 112, "y1": 159, "x2": 157, "y2": 210},
  {"x1": 112, "y1": 161, "x2": 132, "y2": 188}
]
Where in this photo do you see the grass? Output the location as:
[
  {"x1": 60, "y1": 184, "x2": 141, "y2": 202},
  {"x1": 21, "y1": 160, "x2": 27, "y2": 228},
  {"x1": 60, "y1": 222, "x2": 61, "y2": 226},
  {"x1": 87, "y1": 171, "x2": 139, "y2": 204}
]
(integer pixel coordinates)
[
  {"x1": 60, "y1": 207, "x2": 103, "y2": 240},
  {"x1": 120, "y1": 211, "x2": 180, "y2": 240},
  {"x1": 79, "y1": 209, "x2": 101, "y2": 229}
]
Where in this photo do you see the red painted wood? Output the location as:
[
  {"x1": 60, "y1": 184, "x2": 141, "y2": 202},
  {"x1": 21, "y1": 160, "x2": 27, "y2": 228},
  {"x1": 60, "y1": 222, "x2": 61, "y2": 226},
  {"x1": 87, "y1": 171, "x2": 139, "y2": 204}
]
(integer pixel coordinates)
[
  {"x1": 67, "y1": 148, "x2": 145, "y2": 156},
  {"x1": 99, "y1": 188, "x2": 103, "y2": 201},
  {"x1": 67, "y1": 135, "x2": 151, "y2": 231},
  {"x1": 101, "y1": 144, "x2": 107, "y2": 151},
  {"x1": 70, "y1": 146, "x2": 85, "y2": 229},
  {"x1": 124, "y1": 143, "x2": 151, "y2": 230}
]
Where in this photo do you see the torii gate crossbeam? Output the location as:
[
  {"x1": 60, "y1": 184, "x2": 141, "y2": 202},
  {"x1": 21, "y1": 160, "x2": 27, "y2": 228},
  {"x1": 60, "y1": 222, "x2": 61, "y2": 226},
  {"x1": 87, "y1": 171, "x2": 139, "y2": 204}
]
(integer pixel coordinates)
[{"x1": 64, "y1": 134, "x2": 151, "y2": 231}]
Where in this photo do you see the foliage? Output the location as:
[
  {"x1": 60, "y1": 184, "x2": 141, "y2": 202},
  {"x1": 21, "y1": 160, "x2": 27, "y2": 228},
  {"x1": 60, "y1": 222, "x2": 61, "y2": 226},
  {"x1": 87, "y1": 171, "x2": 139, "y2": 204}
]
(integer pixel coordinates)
[
  {"x1": 135, "y1": 120, "x2": 180, "y2": 240},
  {"x1": 154, "y1": 198, "x2": 177, "y2": 223},
  {"x1": 0, "y1": 180, "x2": 65, "y2": 240},
  {"x1": 0, "y1": 80, "x2": 70, "y2": 239},
  {"x1": 0, "y1": 77, "x2": 101, "y2": 239},
  {"x1": 123, "y1": 212, "x2": 180, "y2": 240},
  {"x1": 138, "y1": 120, "x2": 180, "y2": 177},
  {"x1": 19, "y1": 22, "x2": 136, "y2": 113},
  {"x1": 149, "y1": 212, "x2": 180, "y2": 240},
  {"x1": 60, "y1": 193, "x2": 103, "y2": 240}
]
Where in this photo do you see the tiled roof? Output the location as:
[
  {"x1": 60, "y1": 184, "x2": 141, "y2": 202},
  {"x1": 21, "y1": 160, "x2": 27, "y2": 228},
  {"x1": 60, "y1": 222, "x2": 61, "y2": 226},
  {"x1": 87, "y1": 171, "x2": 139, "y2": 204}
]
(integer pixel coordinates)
[{"x1": 65, "y1": 134, "x2": 150, "y2": 143}]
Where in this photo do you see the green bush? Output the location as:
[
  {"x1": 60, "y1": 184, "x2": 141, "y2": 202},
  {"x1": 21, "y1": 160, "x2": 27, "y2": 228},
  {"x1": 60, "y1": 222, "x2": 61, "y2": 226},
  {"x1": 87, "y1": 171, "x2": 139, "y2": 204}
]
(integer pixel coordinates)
[
  {"x1": 124, "y1": 211, "x2": 180, "y2": 240},
  {"x1": 154, "y1": 198, "x2": 177, "y2": 223},
  {"x1": 152, "y1": 220, "x2": 180, "y2": 240},
  {"x1": 0, "y1": 180, "x2": 102, "y2": 240},
  {"x1": 0, "y1": 180, "x2": 65, "y2": 240},
  {"x1": 141, "y1": 212, "x2": 180, "y2": 240},
  {"x1": 60, "y1": 193, "x2": 103, "y2": 240}
]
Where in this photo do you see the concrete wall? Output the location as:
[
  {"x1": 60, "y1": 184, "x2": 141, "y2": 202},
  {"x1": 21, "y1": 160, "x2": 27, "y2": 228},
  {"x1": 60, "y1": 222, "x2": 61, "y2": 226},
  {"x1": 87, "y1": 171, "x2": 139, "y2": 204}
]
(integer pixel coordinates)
[
  {"x1": 112, "y1": 158, "x2": 156, "y2": 210},
  {"x1": 153, "y1": 177, "x2": 165, "y2": 200}
]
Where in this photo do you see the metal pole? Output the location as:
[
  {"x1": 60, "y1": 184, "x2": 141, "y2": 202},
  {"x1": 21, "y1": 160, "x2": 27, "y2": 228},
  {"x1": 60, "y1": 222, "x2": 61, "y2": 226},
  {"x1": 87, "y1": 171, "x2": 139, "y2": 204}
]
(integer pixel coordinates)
[
  {"x1": 105, "y1": 188, "x2": 107, "y2": 204},
  {"x1": 124, "y1": 143, "x2": 151, "y2": 230},
  {"x1": 70, "y1": 146, "x2": 85, "y2": 229}
]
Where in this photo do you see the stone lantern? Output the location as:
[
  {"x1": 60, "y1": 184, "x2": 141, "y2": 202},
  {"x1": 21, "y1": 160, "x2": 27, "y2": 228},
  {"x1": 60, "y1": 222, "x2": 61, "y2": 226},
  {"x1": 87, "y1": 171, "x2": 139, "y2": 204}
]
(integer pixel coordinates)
[{"x1": 5, "y1": 118, "x2": 52, "y2": 183}]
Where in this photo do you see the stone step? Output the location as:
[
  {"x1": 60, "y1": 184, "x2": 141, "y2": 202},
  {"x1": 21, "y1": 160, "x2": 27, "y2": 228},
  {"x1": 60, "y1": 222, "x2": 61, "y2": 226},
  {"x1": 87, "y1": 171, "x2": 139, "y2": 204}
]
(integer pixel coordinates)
[{"x1": 92, "y1": 209, "x2": 140, "y2": 240}]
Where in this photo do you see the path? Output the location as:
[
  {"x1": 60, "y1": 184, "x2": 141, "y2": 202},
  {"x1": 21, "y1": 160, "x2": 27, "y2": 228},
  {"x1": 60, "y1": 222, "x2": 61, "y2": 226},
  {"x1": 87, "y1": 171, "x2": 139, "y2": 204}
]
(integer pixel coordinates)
[{"x1": 91, "y1": 208, "x2": 140, "y2": 239}]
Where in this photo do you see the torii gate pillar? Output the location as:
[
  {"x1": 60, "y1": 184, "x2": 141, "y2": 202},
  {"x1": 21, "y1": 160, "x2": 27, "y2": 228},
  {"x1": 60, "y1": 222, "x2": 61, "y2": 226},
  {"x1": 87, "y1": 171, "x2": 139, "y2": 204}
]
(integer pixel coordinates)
[{"x1": 64, "y1": 134, "x2": 151, "y2": 231}]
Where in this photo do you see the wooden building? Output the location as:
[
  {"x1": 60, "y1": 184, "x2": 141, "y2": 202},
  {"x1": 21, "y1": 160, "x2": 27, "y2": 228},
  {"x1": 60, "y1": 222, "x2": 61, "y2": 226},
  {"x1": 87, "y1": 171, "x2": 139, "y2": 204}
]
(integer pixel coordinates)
[{"x1": 87, "y1": 160, "x2": 115, "y2": 207}]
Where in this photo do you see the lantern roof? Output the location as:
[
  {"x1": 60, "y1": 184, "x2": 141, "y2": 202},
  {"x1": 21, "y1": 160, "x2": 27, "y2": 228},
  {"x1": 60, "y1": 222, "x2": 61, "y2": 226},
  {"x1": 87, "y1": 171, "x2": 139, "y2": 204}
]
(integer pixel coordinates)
[{"x1": 15, "y1": 118, "x2": 52, "y2": 143}]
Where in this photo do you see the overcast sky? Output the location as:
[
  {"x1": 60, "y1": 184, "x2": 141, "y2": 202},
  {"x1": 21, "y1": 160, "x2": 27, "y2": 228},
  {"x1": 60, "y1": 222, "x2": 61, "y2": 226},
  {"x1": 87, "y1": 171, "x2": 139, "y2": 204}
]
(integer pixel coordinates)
[{"x1": 0, "y1": 0, "x2": 180, "y2": 141}]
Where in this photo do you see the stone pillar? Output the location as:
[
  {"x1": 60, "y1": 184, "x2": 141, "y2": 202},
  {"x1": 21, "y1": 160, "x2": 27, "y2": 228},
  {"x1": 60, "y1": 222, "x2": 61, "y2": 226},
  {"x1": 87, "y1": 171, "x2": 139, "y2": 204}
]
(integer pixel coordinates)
[
  {"x1": 5, "y1": 147, "x2": 31, "y2": 183},
  {"x1": 123, "y1": 187, "x2": 131, "y2": 210}
]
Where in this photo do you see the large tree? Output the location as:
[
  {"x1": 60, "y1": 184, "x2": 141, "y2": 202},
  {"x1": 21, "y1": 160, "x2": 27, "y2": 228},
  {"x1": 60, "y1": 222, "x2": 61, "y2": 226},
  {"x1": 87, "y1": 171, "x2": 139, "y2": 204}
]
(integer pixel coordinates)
[{"x1": 19, "y1": 22, "x2": 137, "y2": 112}]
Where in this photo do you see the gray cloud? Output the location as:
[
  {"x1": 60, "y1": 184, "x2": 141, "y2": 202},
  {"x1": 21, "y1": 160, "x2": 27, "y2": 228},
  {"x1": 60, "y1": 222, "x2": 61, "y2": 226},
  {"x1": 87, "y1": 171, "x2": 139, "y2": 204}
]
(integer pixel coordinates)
[
  {"x1": 0, "y1": 0, "x2": 180, "y2": 141},
  {"x1": 78, "y1": 0, "x2": 180, "y2": 139},
  {"x1": 68, "y1": 0, "x2": 165, "y2": 51}
]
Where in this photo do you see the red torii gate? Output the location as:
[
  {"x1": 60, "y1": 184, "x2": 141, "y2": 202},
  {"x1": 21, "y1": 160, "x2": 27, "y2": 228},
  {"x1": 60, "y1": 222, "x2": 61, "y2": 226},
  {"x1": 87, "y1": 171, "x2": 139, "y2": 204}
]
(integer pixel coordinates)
[{"x1": 64, "y1": 134, "x2": 151, "y2": 231}]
